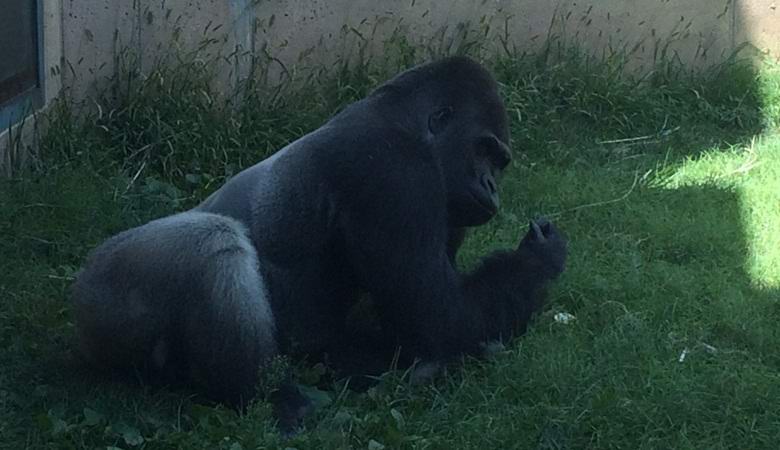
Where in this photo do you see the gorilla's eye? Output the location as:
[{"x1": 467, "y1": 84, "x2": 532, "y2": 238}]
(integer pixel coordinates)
[{"x1": 428, "y1": 107, "x2": 453, "y2": 135}]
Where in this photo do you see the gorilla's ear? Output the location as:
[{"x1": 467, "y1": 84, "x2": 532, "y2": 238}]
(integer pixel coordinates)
[{"x1": 428, "y1": 107, "x2": 453, "y2": 135}]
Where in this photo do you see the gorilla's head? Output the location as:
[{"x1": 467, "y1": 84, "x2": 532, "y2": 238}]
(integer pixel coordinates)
[
  {"x1": 424, "y1": 57, "x2": 511, "y2": 226},
  {"x1": 376, "y1": 57, "x2": 512, "y2": 226},
  {"x1": 373, "y1": 57, "x2": 511, "y2": 227},
  {"x1": 430, "y1": 91, "x2": 511, "y2": 227}
]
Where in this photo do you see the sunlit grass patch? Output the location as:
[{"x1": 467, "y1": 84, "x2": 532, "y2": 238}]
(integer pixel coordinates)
[{"x1": 658, "y1": 133, "x2": 780, "y2": 288}]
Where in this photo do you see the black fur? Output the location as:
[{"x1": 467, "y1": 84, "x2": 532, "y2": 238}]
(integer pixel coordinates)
[{"x1": 72, "y1": 57, "x2": 567, "y2": 431}]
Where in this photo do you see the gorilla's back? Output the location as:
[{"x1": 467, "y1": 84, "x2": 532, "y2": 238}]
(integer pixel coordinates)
[{"x1": 195, "y1": 133, "x2": 338, "y2": 266}]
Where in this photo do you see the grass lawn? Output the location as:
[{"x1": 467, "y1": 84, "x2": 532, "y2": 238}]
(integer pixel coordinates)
[{"x1": 1, "y1": 52, "x2": 779, "y2": 449}]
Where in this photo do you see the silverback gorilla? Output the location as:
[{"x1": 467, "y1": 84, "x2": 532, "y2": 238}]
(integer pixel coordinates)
[{"x1": 71, "y1": 57, "x2": 567, "y2": 431}]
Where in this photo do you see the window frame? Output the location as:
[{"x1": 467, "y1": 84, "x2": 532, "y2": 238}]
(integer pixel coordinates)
[{"x1": 0, "y1": 0, "x2": 45, "y2": 130}]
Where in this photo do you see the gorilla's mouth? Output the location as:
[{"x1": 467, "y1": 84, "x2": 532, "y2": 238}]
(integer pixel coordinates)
[
  {"x1": 469, "y1": 188, "x2": 498, "y2": 217},
  {"x1": 455, "y1": 193, "x2": 496, "y2": 228}
]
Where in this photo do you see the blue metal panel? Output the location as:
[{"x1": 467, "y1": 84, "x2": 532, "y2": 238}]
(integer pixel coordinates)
[{"x1": 0, "y1": 90, "x2": 39, "y2": 130}]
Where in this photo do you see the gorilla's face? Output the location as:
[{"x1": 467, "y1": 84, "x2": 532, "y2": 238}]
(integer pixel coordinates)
[{"x1": 430, "y1": 99, "x2": 511, "y2": 227}]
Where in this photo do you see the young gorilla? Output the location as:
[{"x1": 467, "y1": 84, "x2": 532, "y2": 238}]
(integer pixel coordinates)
[{"x1": 72, "y1": 57, "x2": 567, "y2": 431}]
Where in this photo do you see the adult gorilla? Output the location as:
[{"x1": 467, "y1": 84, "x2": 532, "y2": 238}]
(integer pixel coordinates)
[{"x1": 72, "y1": 57, "x2": 567, "y2": 430}]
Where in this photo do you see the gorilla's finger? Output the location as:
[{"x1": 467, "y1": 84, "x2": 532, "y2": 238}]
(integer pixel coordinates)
[
  {"x1": 534, "y1": 217, "x2": 551, "y2": 229},
  {"x1": 540, "y1": 221, "x2": 553, "y2": 237},
  {"x1": 530, "y1": 220, "x2": 545, "y2": 242}
]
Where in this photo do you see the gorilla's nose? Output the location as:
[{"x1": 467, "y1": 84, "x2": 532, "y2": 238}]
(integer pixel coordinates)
[{"x1": 481, "y1": 174, "x2": 497, "y2": 195}]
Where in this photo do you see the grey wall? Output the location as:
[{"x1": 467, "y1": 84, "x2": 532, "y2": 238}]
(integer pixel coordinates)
[{"x1": 60, "y1": 0, "x2": 780, "y2": 101}]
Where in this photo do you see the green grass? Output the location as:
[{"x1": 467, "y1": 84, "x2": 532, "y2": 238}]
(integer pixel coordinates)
[{"x1": 1, "y1": 49, "x2": 780, "y2": 449}]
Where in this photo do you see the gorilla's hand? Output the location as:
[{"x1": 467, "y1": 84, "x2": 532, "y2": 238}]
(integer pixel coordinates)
[{"x1": 518, "y1": 218, "x2": 567, "y2": 276}]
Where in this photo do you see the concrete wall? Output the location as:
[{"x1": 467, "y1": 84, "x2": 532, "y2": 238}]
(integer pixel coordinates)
[
  {"x1": 61, "y1": 0, "x2": 248, "y2": 100},
  {"x1": 2, "y1": 0, "x2": 779, "y2": 174},
  {"x1": 59, "y1": 0, "x2": 780, "y2": 100}
]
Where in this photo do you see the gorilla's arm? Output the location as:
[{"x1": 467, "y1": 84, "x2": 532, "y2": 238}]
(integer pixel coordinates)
[
  {"x1": 338, "y1": 148, "x2": 565, "y2": 362},
  {"x1": 461, "y1": 220, "x2": 566, "y2": 343},
  {"x1": 349, "y1": 219, "x2": 564, "y2": 362}
]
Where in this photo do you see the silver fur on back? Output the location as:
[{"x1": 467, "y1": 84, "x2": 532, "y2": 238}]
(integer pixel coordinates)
[{"x1": 71, "y1": 211, "x2": 276, "y2": 400}]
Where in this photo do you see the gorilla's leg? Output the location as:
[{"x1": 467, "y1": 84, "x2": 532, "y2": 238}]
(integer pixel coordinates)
[{"x1": 72, "y1": 212, "x2": 308, "y2": 430}]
